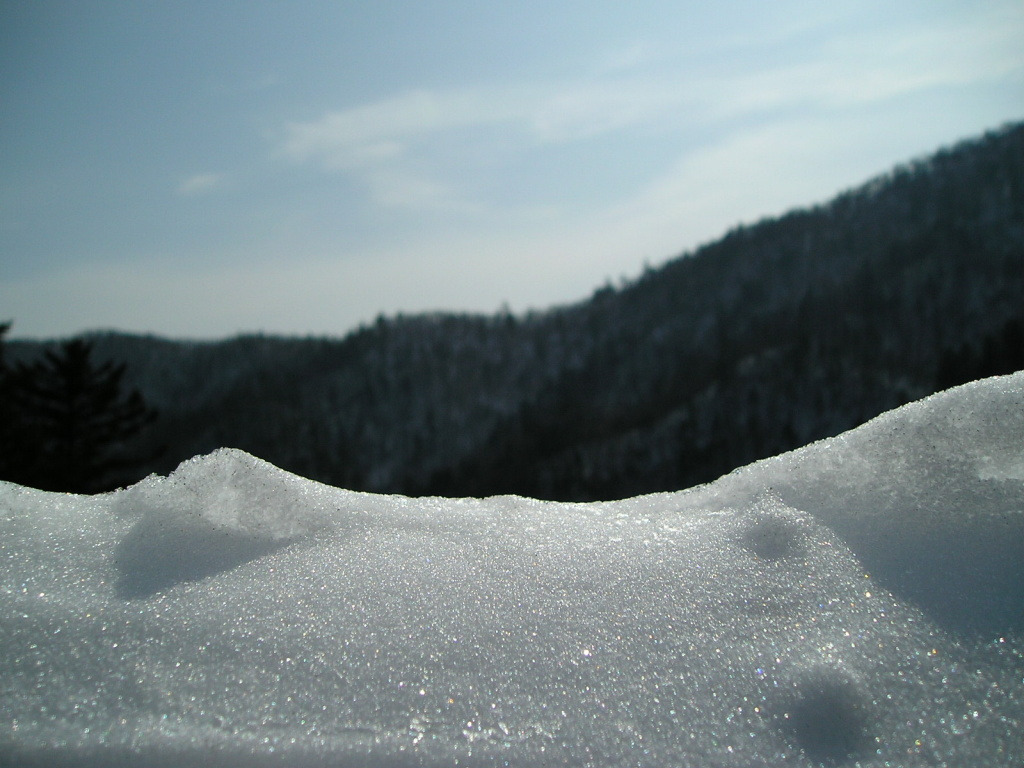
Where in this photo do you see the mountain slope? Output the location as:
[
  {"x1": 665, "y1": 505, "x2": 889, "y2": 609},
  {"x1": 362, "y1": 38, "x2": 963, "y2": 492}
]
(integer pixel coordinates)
[
  {"x1": 430, "y1": 121, "x2": 1024, "y2": 498},
  {"x1": 6, "y1": 121, "x2": 1024, "y2": 497}
]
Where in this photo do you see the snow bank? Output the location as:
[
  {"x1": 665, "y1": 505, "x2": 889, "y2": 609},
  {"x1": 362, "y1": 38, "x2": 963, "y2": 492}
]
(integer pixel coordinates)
[{"x1": 1, "y1": 374, "x2": 1022, "y2": 766}]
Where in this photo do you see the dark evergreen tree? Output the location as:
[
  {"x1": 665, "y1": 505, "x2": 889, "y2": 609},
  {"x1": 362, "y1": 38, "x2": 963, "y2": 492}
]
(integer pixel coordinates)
[
  {"x1": 2, "y1": 338, "x2": 159, "y2": 493},
  {"x1": 0, "y1": 322, "x2": 15, "y2": 482}
]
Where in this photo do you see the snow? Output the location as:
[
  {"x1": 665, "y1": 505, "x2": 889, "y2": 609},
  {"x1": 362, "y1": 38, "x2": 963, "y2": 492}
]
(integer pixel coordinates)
[{"x1": 1, "y1": 373, "x2": 1022, "y2": 767}]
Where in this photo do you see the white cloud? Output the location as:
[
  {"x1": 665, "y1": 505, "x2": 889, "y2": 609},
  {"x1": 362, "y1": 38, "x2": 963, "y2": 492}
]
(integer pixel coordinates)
[
  {"x1": 283, "y1": 2, "x2": 1024, "y2": 194},
  {"x1": 528, "y1": 79, "x2": 682, "y2": 143},
  {"x1": 280, "y1": 81, "x2": 692, "y2": 214},
  {"x1": 705, "y1": 5, "x2": 1024, "y2": 118},
  {"x1": 177, "y1": 173, "x2": 223, "y2": 196},
  {"x1": 283, "y1": 89, "x2": 527, "y2": 169},
  {"x1": 282, "y1": 89, "x2": 532, "y2": 212},
  {"x1": 826, "y1": 10, "x2": 1024, "y2": 103},
  {"x1": 283, "y1": 81, "x2": 685, "y2": 171}
]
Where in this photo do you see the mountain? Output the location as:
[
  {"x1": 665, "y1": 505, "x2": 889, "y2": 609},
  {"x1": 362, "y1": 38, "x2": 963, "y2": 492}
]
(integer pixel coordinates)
[{"x1": 6, "y1": 121, "x2": 1024, "y2": 498}]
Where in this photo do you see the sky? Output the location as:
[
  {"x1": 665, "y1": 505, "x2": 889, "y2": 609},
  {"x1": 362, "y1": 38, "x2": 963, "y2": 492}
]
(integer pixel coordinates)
[{"x1": 1, "y1": 1, "x2": 1022, "y2": 340}]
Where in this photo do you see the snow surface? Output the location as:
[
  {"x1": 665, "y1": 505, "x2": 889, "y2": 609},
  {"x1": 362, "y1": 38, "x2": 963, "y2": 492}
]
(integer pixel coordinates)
[{"x1": 1, "y1": 373, "x2": 1022, "y2": 767}]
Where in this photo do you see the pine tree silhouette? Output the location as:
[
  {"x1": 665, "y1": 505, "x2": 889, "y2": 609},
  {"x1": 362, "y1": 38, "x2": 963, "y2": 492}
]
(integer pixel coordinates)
[
  {"x1": 2, "y1": 336, "x2": 158, "y2": 493},
  {"x1": 0, "y1": 322, "x2": 15, "y2": 482}
]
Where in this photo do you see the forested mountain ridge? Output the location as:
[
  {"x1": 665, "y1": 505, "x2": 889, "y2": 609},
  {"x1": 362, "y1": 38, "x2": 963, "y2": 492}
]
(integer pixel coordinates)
[
  {"x1": 7, "y1": 121, "x2": 1024, "y2": 498},
  {"x1": 440, "y1": 121, "x2": 1024, "y2": 499}
]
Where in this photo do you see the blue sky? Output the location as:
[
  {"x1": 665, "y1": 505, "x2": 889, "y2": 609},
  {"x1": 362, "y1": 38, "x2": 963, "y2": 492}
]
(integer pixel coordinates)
[{"x1": 2, "y1": 1, "x2": 1022, "y2": 340}]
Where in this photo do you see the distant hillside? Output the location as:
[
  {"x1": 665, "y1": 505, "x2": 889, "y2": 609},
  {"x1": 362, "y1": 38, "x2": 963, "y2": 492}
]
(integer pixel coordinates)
[{"x1": 7, "y1": 121, "x2": 1024, "y2": 498}]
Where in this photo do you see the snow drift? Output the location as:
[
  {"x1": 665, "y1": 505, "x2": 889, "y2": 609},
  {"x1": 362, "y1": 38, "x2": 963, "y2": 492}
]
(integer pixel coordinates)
[{"x1": 1, "y1": 373, "x2": 1022, "y2": 767}]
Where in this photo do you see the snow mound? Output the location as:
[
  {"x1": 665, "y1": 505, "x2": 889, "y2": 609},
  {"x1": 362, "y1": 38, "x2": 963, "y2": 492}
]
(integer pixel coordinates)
[
  {"x1": 0, "y1": 373, "x2": 1022, "y2": 767},
  {"x1": 110, "y1": 449, "x2": 342, "y2": 597},
  {"x1": 707, "y1": 370, "x2": 1024, "y2": 637}
]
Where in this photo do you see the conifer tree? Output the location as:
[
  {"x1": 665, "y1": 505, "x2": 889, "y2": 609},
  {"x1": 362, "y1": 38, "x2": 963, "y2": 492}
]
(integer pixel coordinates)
[
  {"x1": 0, "y1": 322, "x2": 14, "y2": 482},
  {"x1": 2, "y1": 337, "x2": 158, "y2": 493}
]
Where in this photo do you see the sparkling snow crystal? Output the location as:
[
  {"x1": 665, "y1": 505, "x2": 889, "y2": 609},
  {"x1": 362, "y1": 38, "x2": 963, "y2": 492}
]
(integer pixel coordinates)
[{"x1": 1, "y1": 373, "x2": 1022, "y2": 766}]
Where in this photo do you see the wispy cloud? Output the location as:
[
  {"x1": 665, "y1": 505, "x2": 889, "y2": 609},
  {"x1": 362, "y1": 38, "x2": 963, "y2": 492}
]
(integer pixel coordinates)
[
  {"x1": 820, "y1": 8, "x2": 1024, "y2": 103},
  {"x1": 283, "y1": 81, "x2": 682, "y2": 167},
  {"x1": 275, "y1": 2, "x2": 1024, "y2": 244},
  {"x1": 177, "y1": 173, "x2": 223, "y2": 196},
  {"x1": 282, "y1": 89, "x2": 529, "y2": 212},
  {"x1": 529, "y1": 79, "x2": 682, "y2": 143},
  {"x1": 281, "y1": 81, "x2": 688, "y2": 213},
  {"x1": 283, "y1": 89, "x2": 526, "y2": 170},
  {"x1": 721, "y1": 6, "x2": 1024, "y2": 115}
]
